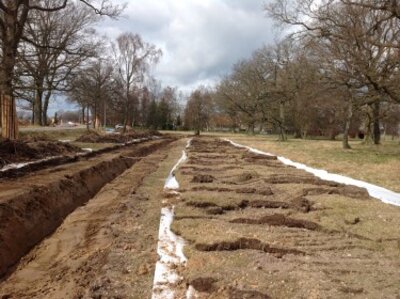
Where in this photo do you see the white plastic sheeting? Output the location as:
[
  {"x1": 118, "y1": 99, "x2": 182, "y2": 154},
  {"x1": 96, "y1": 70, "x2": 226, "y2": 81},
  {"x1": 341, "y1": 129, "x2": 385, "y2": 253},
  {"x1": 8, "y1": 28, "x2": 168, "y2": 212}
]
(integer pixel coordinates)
[
  {"x1": 152, "y1": 139, "x2": 198, "y2": 299},
  {"x1": 224, "y1": 138, "x2": 400, "y2": 207},
  {"x1": 0, "y1": 156, "x2": 62, "y2": 172}
]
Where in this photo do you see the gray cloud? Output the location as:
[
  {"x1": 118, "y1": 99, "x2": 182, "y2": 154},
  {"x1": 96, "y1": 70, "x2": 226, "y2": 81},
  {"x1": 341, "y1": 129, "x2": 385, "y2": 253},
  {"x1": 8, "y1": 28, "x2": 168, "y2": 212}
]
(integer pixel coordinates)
[{"x1": 97, "y1": 0, "x2": 276, "y2": 92}]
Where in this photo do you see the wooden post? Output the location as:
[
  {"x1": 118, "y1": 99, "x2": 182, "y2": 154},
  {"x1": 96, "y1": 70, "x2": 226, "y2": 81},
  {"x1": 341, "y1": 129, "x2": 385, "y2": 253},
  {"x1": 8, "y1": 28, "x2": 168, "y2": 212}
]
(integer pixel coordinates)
[{"x1": 1, "y1": 94, "x2": 19, "y2": 140}]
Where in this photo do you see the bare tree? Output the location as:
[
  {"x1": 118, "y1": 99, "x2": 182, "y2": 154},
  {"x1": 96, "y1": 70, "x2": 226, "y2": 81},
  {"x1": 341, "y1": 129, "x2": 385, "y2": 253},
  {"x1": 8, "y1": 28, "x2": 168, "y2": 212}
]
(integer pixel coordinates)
[
  {"x1": 266, "y1": 0, "x2": 400, "y2": 147},
  {"x1": 17, "y1": 0, "x2": 99, "y2": 126},
  {"x1": 0, "y1": 0, "x2": 123, "y2": 139},
  {"x1": 113, "y1": 33, "x2": 162, "y2": 132},
  {"x1": 184, "y1": 87, "x2": 214, "y2": 135},
  {"x1": 68, "y1": 58, "x2": 114, "y2": 129}
]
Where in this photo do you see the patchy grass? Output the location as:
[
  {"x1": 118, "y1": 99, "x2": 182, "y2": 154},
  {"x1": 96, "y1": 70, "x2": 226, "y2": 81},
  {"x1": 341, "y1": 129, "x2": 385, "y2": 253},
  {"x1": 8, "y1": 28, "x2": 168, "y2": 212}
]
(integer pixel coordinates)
[
  {"x1": 172, "y1": 137, "x2": 400, "y2": 299},
  {"x1": 202, "y1": 133, "x2": 400, "y2": 193},
  {"x1": 20, "y1": 128, "x2": 88, "y2": 141}
]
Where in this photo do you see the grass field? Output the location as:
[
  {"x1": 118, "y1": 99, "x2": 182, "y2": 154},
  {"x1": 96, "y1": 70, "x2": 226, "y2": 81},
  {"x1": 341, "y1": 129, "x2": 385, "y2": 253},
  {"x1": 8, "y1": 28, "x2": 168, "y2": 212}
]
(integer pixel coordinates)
[{"x1": 20, "y1": 127, "x2": 88, "y2": 140}]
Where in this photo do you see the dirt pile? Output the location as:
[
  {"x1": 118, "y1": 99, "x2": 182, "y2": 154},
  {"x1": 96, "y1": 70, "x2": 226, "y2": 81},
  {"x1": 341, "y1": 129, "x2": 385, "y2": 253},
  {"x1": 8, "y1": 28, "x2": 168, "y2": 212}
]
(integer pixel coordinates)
[
  {"x1": 195, "y1": 237, "x2": 304, "y2": 257},
  {"x1": 230, "y1": 213, "x2": 320, "y2": 230},
  {"x1": 0, "y1": 137, "x2": 81, "y2": 165},
  {"x1": 76, "y1": 130, "x2": 160, "y2": 144}
]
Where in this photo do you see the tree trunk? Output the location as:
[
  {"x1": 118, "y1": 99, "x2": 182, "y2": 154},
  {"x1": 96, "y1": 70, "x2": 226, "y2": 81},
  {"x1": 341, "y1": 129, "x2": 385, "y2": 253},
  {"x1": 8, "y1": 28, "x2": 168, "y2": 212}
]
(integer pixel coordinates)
[
  {"x1": 279, "y1": 101, "x2": 286, "y2": 141},
  {"x1": 0, "y1": 5, "x2": 30, "y2": 139},
  {"x1": 363, "y1": 108, "x2": 373, "y2": 144},
  {"x1": 293, "y1": 129, "x2": 302, "y2": 139},
  {"x1": 33, "y1": 87, "x2": 43, "y2": 126},
  {"x1": 86, "y1": 105, "x2": 90, "y2": 130},
  {"x1": 329, "y1": 129, "x2": 337, "y2": 140},
  {"x1": 1, "y1": 94, "x2": 19, "y2": 140},
  {"x1": 372, "y1": 101, "x2": 381, "y2": 145},
  {"x1": 248, "y1": 122, "x2": 255, "y2": 135},
  {"x1": 42, "y1": 91, "x2": 52, "y2": 126},
  {"x1": 342, "y1": 101, "x2": 353, "y2": 149},
  {"x1": 0, "y1": 49, "x2": 18, "y2": 139},
  {"x1": 81, "y1": 106, "x2": 85, "y2": 124},
  {"x1": 95, "y1": 114, "x2": 101, "y2": 129}
]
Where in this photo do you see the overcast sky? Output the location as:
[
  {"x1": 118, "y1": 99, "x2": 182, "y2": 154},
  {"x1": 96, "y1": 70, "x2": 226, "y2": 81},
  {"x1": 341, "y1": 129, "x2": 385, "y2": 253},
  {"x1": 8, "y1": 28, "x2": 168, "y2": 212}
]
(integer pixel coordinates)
[
  {"x1": 96, "y1": 0, "x2": 277, "y2": 93},
  {"x1": 45, "y1": 0, "x2": 277, "y2": 114}
]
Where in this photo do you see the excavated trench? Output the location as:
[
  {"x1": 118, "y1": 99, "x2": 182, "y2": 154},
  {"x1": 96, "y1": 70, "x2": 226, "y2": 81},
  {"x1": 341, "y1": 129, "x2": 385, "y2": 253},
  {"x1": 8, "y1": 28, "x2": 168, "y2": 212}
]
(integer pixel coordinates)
[{"x1": 0, "y1": 137, "x2": 175, "y2": 278}]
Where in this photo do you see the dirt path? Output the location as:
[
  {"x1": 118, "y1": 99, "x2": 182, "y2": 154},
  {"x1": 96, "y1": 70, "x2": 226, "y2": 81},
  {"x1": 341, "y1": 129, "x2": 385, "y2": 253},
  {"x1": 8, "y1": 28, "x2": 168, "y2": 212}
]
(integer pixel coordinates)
[
  {"x1": 172, "y1": 137, "x2": 400, "y2": 298},
  {"x1": 0, "y1": 138, "x2": 188, "y2": 298}
]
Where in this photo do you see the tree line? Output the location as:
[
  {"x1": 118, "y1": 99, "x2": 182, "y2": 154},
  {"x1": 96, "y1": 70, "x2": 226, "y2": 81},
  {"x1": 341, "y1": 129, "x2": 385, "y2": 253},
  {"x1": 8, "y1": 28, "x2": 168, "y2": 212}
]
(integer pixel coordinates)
[
  {"x1": 0, "y1": 0, "x2": 184, "y2": 139},
  {"x1": 183, "y1": 0, "x2": 400, "y2": 149}
]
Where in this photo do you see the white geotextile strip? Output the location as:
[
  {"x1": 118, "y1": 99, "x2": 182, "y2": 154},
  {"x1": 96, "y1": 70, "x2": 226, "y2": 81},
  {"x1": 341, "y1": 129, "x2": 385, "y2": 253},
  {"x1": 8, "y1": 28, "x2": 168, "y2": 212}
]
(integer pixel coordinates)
[
  {"x1": 0, "y1": 156, "x2": 62, "y2": 172},
  {"x1": 0, "y1": 136, "x2": 160, "y2": 172},
  {"x1": 152, "y1": 139, "x2": 198, "y2": 299},
  {"x1": 224, "y1": 138, "x2": 400, "y2": 207}
]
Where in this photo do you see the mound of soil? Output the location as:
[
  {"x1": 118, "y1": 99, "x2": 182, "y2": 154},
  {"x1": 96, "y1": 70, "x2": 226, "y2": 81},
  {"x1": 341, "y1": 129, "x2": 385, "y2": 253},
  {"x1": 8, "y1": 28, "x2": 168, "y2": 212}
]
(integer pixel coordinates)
[
  {"x1": 76, "y1": 130, "x2": 160, "y2": 144},
  {"x1": 191, "y1": 174, "x2": 215, "y2": 183},
  {"x1": 230, "y1": 213, "x2": 320, "y2": 230},
  {"x1": 195, "y1": 237, "x2": 304, "y2": 257},
  {"x1": 0, "y1": 137, "x2": 81, "y2": 165}
]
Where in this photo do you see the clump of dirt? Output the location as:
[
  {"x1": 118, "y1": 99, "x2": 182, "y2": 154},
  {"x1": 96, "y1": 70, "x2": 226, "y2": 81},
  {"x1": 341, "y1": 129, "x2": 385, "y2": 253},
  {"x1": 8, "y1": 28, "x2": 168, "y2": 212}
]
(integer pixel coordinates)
[
  {"x1": 225, "y1": 287, "x2": 271, "y2": 299},
  {"x1": 302, "y1": 187, "x2": 337, "y2": 196},
  {"x1": 230, "y1": 214, "x2": 320, "y2": 230},
  {"x1": 180, "y1": 166, "x2": 214, "y2": 172},
  {"x1": 337, "y1": 185, "x2": 370, "y2": 199},
  {"x1": 191, "y1": 174, "x2": 215, "y2": 183},
  {"x1": 195, "y1": 237, "x2": 304, "y2": 257},
  {"x1": 242, "y1": 152, "x2": 277, "y2": 161},
  {"x1": 186, "y1": 201, "x2": 236, "y2": 214},
  {"x1": 302, "y1": 186, "x2": 370, "y2": 200},
  {"x1": 76, "y1": 130, "x2": 159, "y2": 144},
  {"x1": 264, "y1": 175, "x2": 339, "y2": 187},
  {"x1": 205, "y1": 207, "x2": 225, "y2": 215},
  {"x1": 0, "y1": 137, "x2": 81, "y2": 165},
  {"x1": 187, "y1": 201, "x2": 219, "y2": 208},
  {"x1": 189, "y1": 277, "x2": 218, "y2": 292},
  {"x1": 237, "y1": 171, "x2": 259, "y2": 182},
  {"x1": 243, "y1": 200, "x2": 291, "y2": 209},
  {"x1": 291, "y1": 197, "x2": 314, "y2": 213},
  {"x1": 236, "y1": 186, "x2": 273, "y2": 196},
  {"x1": 191, "y1": 186, "x2": 233, "y2": 192}
]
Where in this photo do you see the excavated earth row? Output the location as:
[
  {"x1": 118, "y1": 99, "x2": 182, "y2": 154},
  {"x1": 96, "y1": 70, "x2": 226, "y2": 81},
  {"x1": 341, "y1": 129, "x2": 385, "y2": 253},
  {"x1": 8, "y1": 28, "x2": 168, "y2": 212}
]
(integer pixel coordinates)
[
  {"x1": 0, "y1": 137, "x2": 188, "y2": 299},
  {"x1": 0, "y1": 137, "x2": 175, "y2": 278},
  {"x1": 172, "y1": 137, "x2": 400, "y2": 299}
]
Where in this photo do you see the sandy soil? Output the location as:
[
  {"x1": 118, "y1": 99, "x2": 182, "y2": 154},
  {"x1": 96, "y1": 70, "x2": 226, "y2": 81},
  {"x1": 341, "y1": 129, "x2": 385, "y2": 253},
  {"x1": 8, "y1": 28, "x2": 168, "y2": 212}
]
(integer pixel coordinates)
[
  {"x1": 172, "y1": 137, "x2": 400, "y2": 298},
  {"x1": 0, "y1": 138, "x2": 188, "y2": 298},
  {"x1": 1, "y1": 135, "x2": 399, "y2": 299}
]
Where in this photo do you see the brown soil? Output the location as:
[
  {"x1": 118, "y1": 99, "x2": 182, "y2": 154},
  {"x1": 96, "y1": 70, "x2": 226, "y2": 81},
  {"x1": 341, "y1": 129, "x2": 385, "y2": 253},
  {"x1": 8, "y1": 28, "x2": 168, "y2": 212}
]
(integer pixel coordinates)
[
  {"x1": 0, "y1": 138, "x2": 174, "y2": 278},
  {"x1": 1, "y1": 135, "x2": 398, "y2": 298},
  {"x1": 189, "y1": 277, "x2": 218, "y2": 292},
  {"x1": 230, "y1": 213, "x2": 320, "y2": 230},
  {"x1": 235, "y1": 187, "x2": 273, "y2": 196},
  {"x1": 75, "y1": 129, "x2": 160, "y2": 143},
  {"x1": 0, "y1": 137, "x2": 81, "y2": 165},
  {"x1": 195, "y1": 237, "x2": 304, "y2": 257},
  {"x1": 0, "y1": 137, "x2": 186, "y2": 298},
  {"x1": 302, "y1": 186, "x2": 370, "y2": 199},
  {"x1": 192, "y1": 174, "x2": 215, "y2": 183}
]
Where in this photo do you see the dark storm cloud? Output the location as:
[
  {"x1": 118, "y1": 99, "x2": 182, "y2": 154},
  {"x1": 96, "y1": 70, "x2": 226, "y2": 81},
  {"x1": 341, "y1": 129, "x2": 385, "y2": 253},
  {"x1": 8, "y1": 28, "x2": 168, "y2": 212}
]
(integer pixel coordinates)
[{"x1": 96, "y1": 0, "x2": 276, "y2": 91}]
